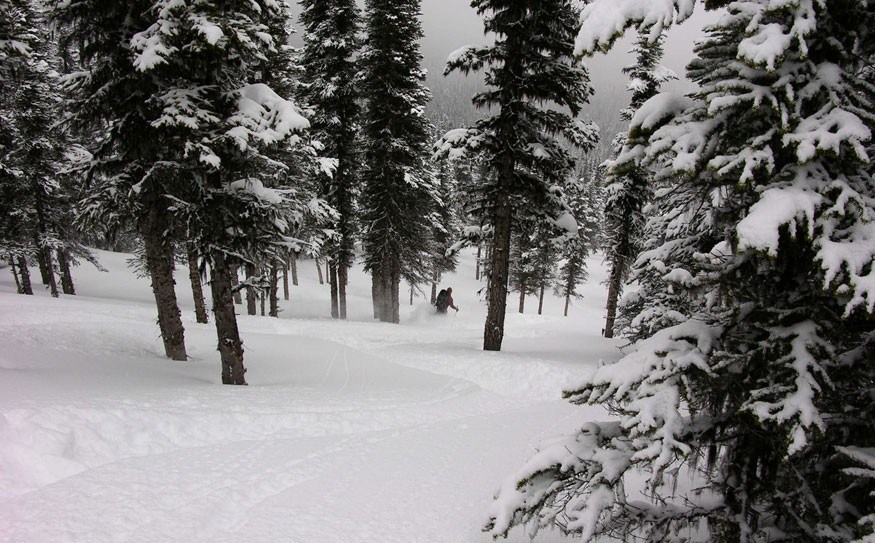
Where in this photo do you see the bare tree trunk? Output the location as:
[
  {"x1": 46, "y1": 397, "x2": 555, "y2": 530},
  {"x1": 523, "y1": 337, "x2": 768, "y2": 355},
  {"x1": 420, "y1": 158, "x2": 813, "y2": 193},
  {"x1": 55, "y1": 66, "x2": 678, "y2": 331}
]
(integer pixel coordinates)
[
  {"x1": 371, "y1": 275, "x2": 381, "y2": 320},
  {"x1": 209, "y1": 252, "x2": 247, "y2": 385},
  {"x1": 57, "y1": 249, "x2": 76, "y2": 295},
  {"x1": 282, "y1": 261, "x2": 289, "y2": 301},
  {"x1": 390, "y1": 265, "x2": 401, "y2": 323},
  {"x1": 338, "y1": 264, "x2": 349, "y2": 320},
  {"x1": 9, "y1": 256, "x2": 22, "y2": 293},
  {"x1": 484, "y1": 186, "x2": 512, "y2": 351},
  {"x1": 34, "y1": 237, "x2": 51, "y2": 286},
  {"x1": 604, "y1": 256, "x2": 625, "y2": 339},
  {"x1": 186, "y1": 241, "x2": 209, "y2": 324},
  {"x1": 290, "y1": 252, "x2": 299, "y2": 286},
  {"x1": 245, "y1": 262, "x2": 257, "y2": 316},
  {"x1": 259, "y1": 269, "x2": 266, "y2": 316},
  {"x1": 325, "y1": 260, "x2": 330, "y2": 285},
  {"x1": 229, "y1": 264, "x2": 242, "y2": 304},
  {"x1": 538, "y1": 283, "x2": 545, "y2": 315},
  {"x1": 316, "y1": 258, "x2": 324, "y2": 285},
  {"x1": 329, "y1": 260, "x2": 339, "y2": 318},
  {"x1": 140, "y1": 208, "x2": 187, "y2": 361},
  {"x1": 269, "y1": 263, "x2": 279, "y2": 318},
  {"x1": 16, "y1": 256, "x2": 33, "y2": 295},
  {"x1": 564, "y1": 291, "x2": 570, "y2": 317},
  {"x1": 410, "y1": 284, "x2": 414, "y2": 306},
  {"x1": 518, "y1": 281, "x2": 526, "y2": 314},
  {"x1": 475, "y1": 245, "x2": 481, "y2": 280},
  {"x1": 44, "y1": 248, "x2": 59, "y2": 298}
]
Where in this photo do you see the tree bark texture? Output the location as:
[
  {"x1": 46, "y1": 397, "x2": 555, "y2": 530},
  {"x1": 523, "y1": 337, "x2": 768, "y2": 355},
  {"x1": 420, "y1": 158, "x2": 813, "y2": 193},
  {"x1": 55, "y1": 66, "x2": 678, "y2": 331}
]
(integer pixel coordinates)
[
  {"x1": 16, "y1": 256, "x2": 33, "y2": 295},
  {"x1": 139, "y1": 207, "x2": 187, "y2": 361},
  {"x1": 484, "y1": 187, "x2": 512, "y2": 351},
  {"x1": 282, "y1": 263, "x2": 289, "y2": 301},
  {"x1": 245, "y1": 262, "x2": 257, "y2": 316},
  {"x1": 186, "y1": 241, "x2": 209, "y2": 324},
  {"x1": 338, "y1": 265, "x2": 348, "y2": 319},
  {"x1": 475, "y1": 245, "x2": 481, "y2": 281},
  {"x1": 604, "y1": 255, "x2": 625, "y2": 339},
  {"x1": 57, "y1": 250, "x2": 75, "y2": 295},
  {"x1": 34, "y1": 236, "x2": 51, "y2": 286},
  {"x1": 372, "y1": 275, "x2": 381, "y2": 319},
  {"x1": 269, "y1": 263, "x2": 279, "y2": 318},
  {"x1": 229, "y1": 264, "x2": 243, "y2": 304},
  {"x1": 538, "y1": 284, "x2": 546, "y2": 315},
  {"x1": 329, "y1": 261, "x2": 339, "y2": 318},
  {"x1": 209, "y1": 251, "x2": 247, "y2": 385},
  {"x1": 518, "y1": 280, "x2": 526, "y2": 314},
  {"x1": 316, "y1": 258, "x2": 324, "y2": 285},
  {"x1": 564, "y1": 292, "x2": 570, "y2": 317},
  {"x1": 290, "y1": 252, "x2": 298, "y2": 286}
]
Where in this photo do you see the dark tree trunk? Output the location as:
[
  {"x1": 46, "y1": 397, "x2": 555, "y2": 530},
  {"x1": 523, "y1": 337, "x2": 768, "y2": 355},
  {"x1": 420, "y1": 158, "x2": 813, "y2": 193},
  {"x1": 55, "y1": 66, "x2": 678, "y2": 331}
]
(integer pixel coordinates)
[
  {"x1": 325, "y1": 260, "x2": 331, "y2": 285},
  {"x1": 329, "y1": 260, "x2": 339, "y2": 318},
  {"x1": 34, "y1": 237, "x2": 51, "y2": 286},
  {"x1": 186, "y1": 241, "x2": 209, "y2": 324},
  {"x1": 229, "y1": 264, "x2": 243, "y2": 304},
  {"x1": 209, "y1": 251, "x2": 247, "y2": 385},
  {"x1": 9, "y1": 256, "x2": 22, "y2": 293},
  {"x1": 475, "y1": 245, "x2": 481, "y2": 280},
  {"x1": 484, "y1": 187, "x2": 512, "y2": 351},
  {"x1": 57, "y1": 250, "x2": 76, "y2": 295},
  {"x1": 43, "y1": 248, "x2": 59, "y2": 298},
  {"x1": 431, "y1": 282, "x2": 437, "y2": 305},
  {"x1": 260, "y1": 272, "x2": 266, "y2": 317},
  {"x1": 338, "y1": 264, "x2": 349, "y2": 319},
  {"x1": 282, "y1": 262, "x2": 289, "y2": 301},
  {"x1": 140, "y1": 207, "x2": 187, "y2": 361},
  {"x1": 316, "y1": 258, "x2": 324, "y2": 285},
  {"x1": 269, "y1": 263, "x2": 279, "y2": 318},
  {"x1": 290, "y1": 252, "x2": 299, "y2": 286},
  {"x1": 372, "y1": 274, "x2": 381, "y2": 319},
  {"x1": 390, "y1": 265, "x2": 401, "y2": 323},
  {"x1": 518, "y1": 281, "x2": 526, "y2": 314},
  {"x1": 245, "y1": 262, "x2": 257, "y2": 316},
  {"x1": 564, "y1": 291, "x2": 571, "y2": 317},
  {"x1": 538, "y1": 283, "x2": 545, "y2": 315},
  {"x1": 410, "y1": 284, "x2": 414, "y2": 305},
  {"x1": 16, "y1": 256, "x2": 33, "y2": 295},
  {"x1": 604, "y1": 256, "x2": 625, "y2": 339}
]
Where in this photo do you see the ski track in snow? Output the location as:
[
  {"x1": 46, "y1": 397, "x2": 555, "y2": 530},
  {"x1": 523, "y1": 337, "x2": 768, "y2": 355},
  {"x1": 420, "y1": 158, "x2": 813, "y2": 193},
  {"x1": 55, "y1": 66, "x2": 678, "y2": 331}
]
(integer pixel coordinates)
[{"x1": 0, "y1": 248, "x2": 620, "y2": 542}]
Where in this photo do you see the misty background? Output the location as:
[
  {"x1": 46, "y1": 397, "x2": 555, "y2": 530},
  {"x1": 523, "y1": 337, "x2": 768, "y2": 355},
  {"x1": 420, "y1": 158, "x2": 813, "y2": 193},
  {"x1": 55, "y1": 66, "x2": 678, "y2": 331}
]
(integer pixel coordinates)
[{"x1": 290, "y1": 1, "x2": 718, "y2": 160}]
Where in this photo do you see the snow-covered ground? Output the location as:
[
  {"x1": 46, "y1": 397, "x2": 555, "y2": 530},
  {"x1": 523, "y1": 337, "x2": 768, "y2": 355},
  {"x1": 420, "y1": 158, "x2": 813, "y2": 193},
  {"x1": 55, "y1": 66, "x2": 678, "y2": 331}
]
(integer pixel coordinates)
[{"x1": 0, "y1": 248, "x2": 621, "y2": 543}]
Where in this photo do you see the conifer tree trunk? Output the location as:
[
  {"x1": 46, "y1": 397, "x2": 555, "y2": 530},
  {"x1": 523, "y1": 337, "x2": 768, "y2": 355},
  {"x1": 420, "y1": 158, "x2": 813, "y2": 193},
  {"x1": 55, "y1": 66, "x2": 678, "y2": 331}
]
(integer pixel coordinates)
[
  {"x1": 475, "y1": 245, "x2": 481, "y2": 280},
  {"x1": 329, "y1": 260, "x2": 339, "y2": 318},
  {"x1": 604, "y1": 256, "x2": 625, "y2": 338},
  {"x1": 245, "y1": 263, "x2": 257, "y2": 316},
  {"x1": 338, "y1": 264, "x2": 348, "y2": 319},
  {"x1": 316, "y1": 258, "x2": 324, "y2": 285},
  {"x1": 410, "y1": 284, "x2": 414, "y2": 305},
  {"x1": 290, "y1": 252, "x2": 298, "y2": 286},
  {"x1": 139, "y1": 207, "x2": 187, "y2": 361},
  {"x1": 564, "y1": 291, "x2": 570, "y2": 317},
  {"x1": 209, "y1": 251, "x2": 247, "y2": 385},
  {"x1": 390, "y1": 266, "x2": 401, "y2": 323},
  {"x1": 269, "y1": 263, "x2": 279, "y2": 318},
  {"x1": 371, "y1": 275, "x2": 381, "y2": 319},
  {"x1": 518, "y1": 281, "x2": 526, "y2": 314},
  {"x1": 43, "y1": 247, "x2": 59, "y2": 298},
  {"x1": 325, "y1": 260, "x2": 330, "y2": 285},
  {"x1": 484, "y1": 188, "x2": 512, "y2": 351},
  {"x1": 9, "y1": 257, "x2": 22, "y2": 293},
  {"x1": 57, "y1": 249, "x2": 76, "y2": 295},
  {"x1": 229, "y1": 264, "x2": 243, "y2": 304},
  {"x1": 186, "y1": 241, "x2": 209, "y2": 324},
  {"x1": 538, "y1": 283, "x2": 545, "y2": 315},
  {"x1": 282, "y1": 263, "x2": 289, "y2": 301},
  {"x1": 16, "y1": 256, "x2": 33, "y2": 295},
  {"x1": 260, "y1": 274, "x2": 266, "y2": 316},
  {"x1": 431, "y1": 279, "x2": 437, "y2": 305},
  {"x1": 33, "y1": 236, "x2": 51, "y2": 286}
]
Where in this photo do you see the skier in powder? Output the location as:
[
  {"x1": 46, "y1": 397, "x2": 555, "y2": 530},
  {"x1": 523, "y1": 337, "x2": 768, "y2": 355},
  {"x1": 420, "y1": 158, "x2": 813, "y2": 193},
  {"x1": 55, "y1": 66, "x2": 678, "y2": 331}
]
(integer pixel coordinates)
[{"x1": 435, "y1": 287, "x2": 459, "y2": 314}]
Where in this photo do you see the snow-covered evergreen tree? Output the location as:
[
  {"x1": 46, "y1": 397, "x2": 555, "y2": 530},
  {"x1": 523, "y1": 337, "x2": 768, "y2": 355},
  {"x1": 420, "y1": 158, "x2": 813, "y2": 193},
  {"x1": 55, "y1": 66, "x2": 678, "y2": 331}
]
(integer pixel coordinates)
[
  {"x1": 602, "y1": 32, "x2": 675, "y2": 338},
  {"x1": 1, "y1": 0, "x2": 91, "y2": 298},
  {"x1": 359, "y1": 0, "x2": 436, "y2": 324},
  {"x1": 55, "y1": 0, "x2": 190, "y2": 361},
  {"x1": 437, "y1": 0, "x2": 598, "y2": 350},
  {"x1": 298, "y1": 0, "x2": 361, "y2": 320},
  {"x1": 555, "y1": 163, "x2": 603, "y2": 318},
  {"x1": 488, "y1": 1, "x2": 875, "y2": 541}
]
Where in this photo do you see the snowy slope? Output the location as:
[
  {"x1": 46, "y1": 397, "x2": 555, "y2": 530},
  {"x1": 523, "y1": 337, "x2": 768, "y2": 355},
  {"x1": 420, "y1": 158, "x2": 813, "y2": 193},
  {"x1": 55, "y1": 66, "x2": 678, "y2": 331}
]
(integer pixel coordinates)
[{"x1": 0, "y1": 248, "x2": 620, "y2": 542}]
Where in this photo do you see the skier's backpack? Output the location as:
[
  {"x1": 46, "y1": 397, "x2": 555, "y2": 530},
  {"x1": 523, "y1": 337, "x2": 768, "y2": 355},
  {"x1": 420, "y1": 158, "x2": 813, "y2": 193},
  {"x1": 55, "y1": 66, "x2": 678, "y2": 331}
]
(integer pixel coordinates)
[{"x1": 435, "y1": 289, "x2": 449, "y2": 312}]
